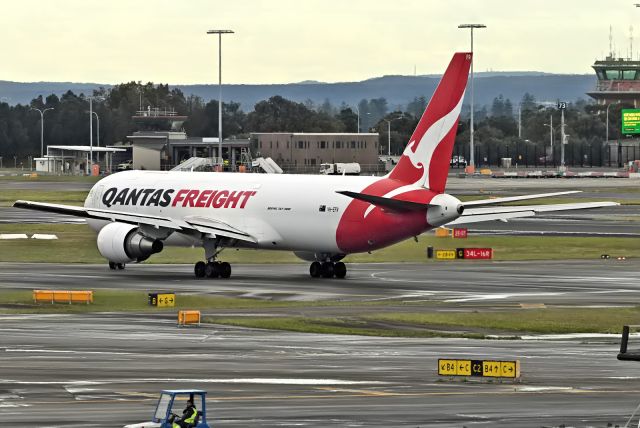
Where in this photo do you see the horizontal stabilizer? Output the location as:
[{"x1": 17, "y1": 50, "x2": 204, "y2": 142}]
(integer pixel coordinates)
[
  {"x1": 337, "y1": 190, "x2": 433, "y2": 212},
  {"x1": 448, "y1": 201, "x2": 619, "y2": 225},
  {"x1": 462, "y1": 191, "x2": 581, "y2": 207}
]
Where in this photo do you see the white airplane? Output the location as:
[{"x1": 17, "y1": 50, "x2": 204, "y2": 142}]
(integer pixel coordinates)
[{"x1": 15, "y1": 52, "x2": 617, "y2": 279}]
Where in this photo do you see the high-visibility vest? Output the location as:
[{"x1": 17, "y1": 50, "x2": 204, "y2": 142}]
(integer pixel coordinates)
[{"x1": 184, "y1": 407, "x2": 197, "y2": 424}]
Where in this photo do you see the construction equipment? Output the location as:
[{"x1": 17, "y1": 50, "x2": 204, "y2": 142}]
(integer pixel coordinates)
[{"x1": 124, "y1": 389, "x2": 209, "y2": 428}]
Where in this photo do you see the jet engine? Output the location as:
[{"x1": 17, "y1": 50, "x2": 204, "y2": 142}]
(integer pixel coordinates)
[{"x1": 97, "y1": 222, "x2": 164, "y2": 263}]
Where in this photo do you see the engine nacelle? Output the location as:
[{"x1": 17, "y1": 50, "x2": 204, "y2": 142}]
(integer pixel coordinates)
[
  {"x1": 426, "y1": 193, "x2": 464, "y2": 227},
  {"x1": 97, "y1": 222, "x2": 164, "y2": 264}
]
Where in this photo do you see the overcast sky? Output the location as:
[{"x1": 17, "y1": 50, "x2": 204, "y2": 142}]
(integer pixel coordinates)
[{"x1": 2, "y1": 0, "x2": 638, "y2": 84}]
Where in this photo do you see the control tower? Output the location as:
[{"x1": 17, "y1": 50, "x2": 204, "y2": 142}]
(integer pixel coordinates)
[{"x1": 587, "y1": 55, "x2": 640, "y2": 107}]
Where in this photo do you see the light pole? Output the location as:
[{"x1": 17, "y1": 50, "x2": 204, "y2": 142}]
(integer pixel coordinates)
[
  {"x1": 354, "y1": 105, "x2": 360, "y2": 133},
  {"x1": 383, "y1": 115, "x2": 404, "y2": 157},
  {"x1": 30, "y1": 107, "x2": 54, "y2": 157},
  {"x1": 543, "y1": 114, "x2": 554, "y2": 162},
  {"x1": 207, "y1": 29, "x2": 234, "y2": 167},
  {"x1": 92, "y1": 111, "x2": 100, "y2": 164},
  {"x1": 458, "y1": 23, "x2": 486, "y2": 172}
]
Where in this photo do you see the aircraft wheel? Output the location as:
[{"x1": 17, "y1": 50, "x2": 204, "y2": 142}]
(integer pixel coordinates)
[
  {"x1": 116, "y1": 263, "x2": 126, "y2": 270},
  {"x1": 108, "y1": 261, "x2": 117, "y2": 270},
  {"x1": 205, "y1": 262, "x2": 220, "y2": 278},
  {"x1": 309, "y1": 261, "x2": 322, "y2": 278},
  {"x1": 194, "y1": 261, "x2": 206, "y2": 278},
  {"x1": 321, "y1": 262, "x2": 335, "y2": 278},
  {"x1": 334, "y1": 262, "x2": 347, "y2": 279},
  {"x1": 219, "y1": 262, "x2": 232, "y2": 278}
]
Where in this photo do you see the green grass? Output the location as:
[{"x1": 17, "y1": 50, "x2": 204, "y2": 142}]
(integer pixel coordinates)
[
  {"x1": 2, "y1": 289, "x2": 639, "y2": 337},
  {"x1": 204, "y1": 307, "x2": 640, "y2": 337},
  {"x1": 0, "y1": 190, "x2": 87, "y2": 207},
  {"x1": 364, "y1": 308, "x2": 640, "y2": 335},
  {"x1": 201, "y1": 316, "x2": 486, "y2": 338},
  {"x1": 0, "y1": 223, "x2": 637, "y2": 263},
  {"x1": 0, "y1": 174, "x2": 101, "y2": 183},
  {"x1": 0, "y1": 289, "x2": 312, "y2": 314}
]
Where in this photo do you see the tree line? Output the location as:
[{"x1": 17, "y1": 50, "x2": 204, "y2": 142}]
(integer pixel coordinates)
[{"x1": 0, "y1": 81, "x2": 632, "y2": 167}]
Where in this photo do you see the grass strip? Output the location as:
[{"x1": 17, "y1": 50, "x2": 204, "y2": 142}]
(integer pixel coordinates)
[
  {"x1": 0, "y1": 190, "x2": 87, "y2": 207},
  {"x1": 363, "y1": 308, "x2": 640, "y2": 335},
  {"x1": 0, "y1": 223, "x2": 638, "y2": 263},
  {"x1": 202, "y1": 316, "x2": 486, "y2": 339},
  {"x1": 0, "y1": 289, "x2": 315, "y2": 314}
]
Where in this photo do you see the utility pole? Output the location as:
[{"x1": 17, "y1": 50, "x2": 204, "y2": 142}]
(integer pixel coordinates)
[
  {"x1": 458, "y1": 23, "x2": 486, "y2": 173},
  {"x1": 207, "y1": 29, "x2": 234, "y2": 168}
]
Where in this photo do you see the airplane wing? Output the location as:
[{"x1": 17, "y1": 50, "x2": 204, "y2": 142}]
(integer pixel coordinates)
[
  {"x1": 447, "y1": 201, "x2": 619, "y2": 225},
  {"x1": 13, "y1": 200, "x2": 256, "y2": 243}
]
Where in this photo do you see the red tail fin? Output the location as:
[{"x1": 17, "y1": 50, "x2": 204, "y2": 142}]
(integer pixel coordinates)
[{"x1": 388, "y1": 52, "x2": 472, "y2": 192}]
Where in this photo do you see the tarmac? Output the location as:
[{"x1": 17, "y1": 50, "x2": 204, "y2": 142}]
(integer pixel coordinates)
[
  {"x1": 2, "y1": 262, "x2": 640, "y2": 427},
  {"x1": 1, "y1": 309, "x2": 639, "y2": 427},
  {"x1": 1, "y1": 175, "x2": 639, "y2": 426}
]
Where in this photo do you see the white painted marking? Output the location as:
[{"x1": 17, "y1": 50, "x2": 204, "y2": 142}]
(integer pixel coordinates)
[
  {"x1": 445, "y1": 292, "x2": 564, "y2": 303},
  {"x1": 0, "y1": 377, "x2": 386, "y2": 386}
]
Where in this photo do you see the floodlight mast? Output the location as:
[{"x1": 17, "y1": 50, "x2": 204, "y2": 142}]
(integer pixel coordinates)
[
  {"x1": 207, "y1": 29, "x2": 234, "y2": 168},
  {"x1": 458, "y1": 24, "x2": 486, "y2": 172}
]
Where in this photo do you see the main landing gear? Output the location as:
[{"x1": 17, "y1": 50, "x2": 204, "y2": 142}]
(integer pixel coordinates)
[
  {"x1": 108, "y1": 261, "x2": 126, "y2": 270},
  {"x1": 194, "y1": 260, "x2": 232, "y2": 279},
  {"x1": 309, "y1": 261, "x2": 347, "y2": 279}
]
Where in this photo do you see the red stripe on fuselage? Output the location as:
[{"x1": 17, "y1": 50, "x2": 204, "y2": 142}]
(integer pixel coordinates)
[{"x1": 335, "y1": 178, "x2": 437, "y2": 253}]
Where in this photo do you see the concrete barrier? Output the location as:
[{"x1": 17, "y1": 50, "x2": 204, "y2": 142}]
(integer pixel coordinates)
[
  {"x1": 31, "y1": 234, "x2": 58, "y2": 240},
  {"x1": 33, "y1": 290, "x2": 93, "y2": 304},
  {"x1": 0, "y1": 234, "x2": 28, "y2": 240},
  {"x1": 178, "y1": 310, "x2": 201, "y2": 326}
]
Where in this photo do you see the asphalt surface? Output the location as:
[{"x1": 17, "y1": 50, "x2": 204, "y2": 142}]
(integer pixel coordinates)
[
  {"x1": 1, "y1": 260, "x2": 640, "y2": 307},
  {"x1": 1, "y1": 311, "x2": 640, "y2": 427},
  {"x1": 1, "y1": 176, "x2": 640, "y2": 426}
]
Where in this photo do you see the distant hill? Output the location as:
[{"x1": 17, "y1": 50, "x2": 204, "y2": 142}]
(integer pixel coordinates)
[{"x1": 0, "y1": 72, "x2": 596, "y2": 111}]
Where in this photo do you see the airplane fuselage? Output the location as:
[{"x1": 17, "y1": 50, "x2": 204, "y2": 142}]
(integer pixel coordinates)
[{"x1": 84, "y1": 170, "x2": 459, "y2": 257}]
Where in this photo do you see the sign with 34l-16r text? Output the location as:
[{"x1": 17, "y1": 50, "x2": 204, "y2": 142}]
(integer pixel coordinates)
[{"x1": 622, "y1": 109, "x2": 640, "y2": 135}]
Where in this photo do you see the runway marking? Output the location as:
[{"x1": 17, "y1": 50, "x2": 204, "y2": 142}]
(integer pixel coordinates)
[
  {"x1": 315, "y1": 387, "x2": 394, "y2": 396},
  {"x1": 18, "y1": 388, "x2": 640, "y2": 406},
  {"x1": 445, "y1": 292, "x2": 564, "y2": 303},
  {"x1": 0, "y1": 377, "x2": 386, "y2": 386}
]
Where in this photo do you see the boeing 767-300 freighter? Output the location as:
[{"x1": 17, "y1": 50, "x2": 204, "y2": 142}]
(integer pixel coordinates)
[{"x1": 14, "y1": 52, "x2": 618, "y2": 279}]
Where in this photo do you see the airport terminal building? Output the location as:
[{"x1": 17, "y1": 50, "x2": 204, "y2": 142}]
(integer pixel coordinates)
[{"x1": 250, "y1": 132, "x2": 380, "y2": 173}]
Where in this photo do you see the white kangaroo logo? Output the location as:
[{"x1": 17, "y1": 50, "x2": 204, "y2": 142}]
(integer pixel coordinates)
[
  {"x1": 401, "y1": 91, "x2": 465, "y2": 189},
  {"x1": 363, "y1": 91, "x2": 466, "y2": 218}
]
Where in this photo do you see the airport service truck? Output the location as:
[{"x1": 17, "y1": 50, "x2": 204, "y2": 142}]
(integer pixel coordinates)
[{"x1": 319, "y1": 162, "x2": 361, "y2": 175}]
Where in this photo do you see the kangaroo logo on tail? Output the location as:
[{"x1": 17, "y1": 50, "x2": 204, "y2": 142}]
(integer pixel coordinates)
[{"x1": 389, "y1": 52, "x2": 472, "y2": 193}]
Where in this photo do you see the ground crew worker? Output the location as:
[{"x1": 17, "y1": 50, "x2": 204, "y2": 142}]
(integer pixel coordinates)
[{"x1": 169, "y1": 398, "x2": 197, "y2": 428}]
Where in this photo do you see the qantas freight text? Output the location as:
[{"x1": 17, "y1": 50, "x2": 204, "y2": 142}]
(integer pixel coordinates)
[{"x1": 101, "y1": 187, "x2": 258, "y2": 209}]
